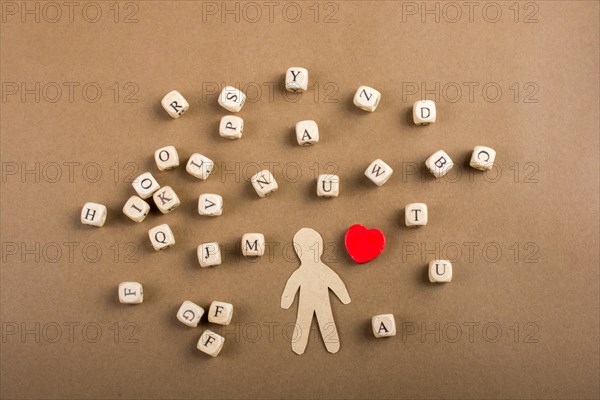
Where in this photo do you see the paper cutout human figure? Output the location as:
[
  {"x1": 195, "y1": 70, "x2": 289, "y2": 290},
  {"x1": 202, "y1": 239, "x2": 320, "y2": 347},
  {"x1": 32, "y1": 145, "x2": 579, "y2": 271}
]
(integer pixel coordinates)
[{"x1": 281, "y1": 228, "x2": 351, "y2": 354}]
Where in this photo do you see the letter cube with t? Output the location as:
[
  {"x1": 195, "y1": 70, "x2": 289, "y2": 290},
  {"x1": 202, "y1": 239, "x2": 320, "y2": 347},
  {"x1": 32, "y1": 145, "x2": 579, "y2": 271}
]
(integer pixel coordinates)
[
  {"x1": 154, "y1": 146, "x2": 179, "y2": 171},
  {"x1": 186, "y1": 153, "x2": 214, "y2": 181},
  {"x1": 218, "y1": 86, "x2": 246, "y2": 112},
  {"x1": 198, "y1": 194, "x2": 223, "y2": 216},
  {"x1": 176, "y1": 300, "x2": 205, "y2": 328},
  {"x1": 429, "y1": 260, "x2": 452, "y2": 283},
  {"x1": 317, "y1": 174, "x2": 339, "y2": 197},
  {"x1": 372, "y1": 314, "x2": 396, "y2": 338},
  {"x1": 197, "y1": 330, "x2": 225, "y2": 357},
  {"x1": 161, "y1": 90, "x2": 189, "y2": 119},
  {"x1": 208, "y1": 301, "x2": 234, "y2": 325},
  {"x1": 425, "y1": 150, "x2": 454, "y2": 178},
  {"x1": 148, "y1": 224, "x2": 175, "y2": 251},
  {"x1": 353, "y1": 86, "x2": 381, "y2": 112},
  {"x1": 286, "y1": 67, "x2": 309, "y2": 92},
  {"x1": 132, "y1": 172, "x2": 160, "y2": 199},
  {"x1": 219, "y1": 116, "x2": 244, "y2": 139},
  {"x1": 119, "y1": 282, "x2": 143, "y2": 304},
  {"x1": 122, "y1": 196, "x2": 150, "y2": 223},
  {"x1": 197, "y1": 242, "x2": 221, "y2": 267},
  {"x1": 405, "y1": 203, "x2": 428, "y2": 227},
  {"x1": 296, "y1": 120, "x2": 319, "y2": 145},
  {"x1": 470, "y1": 146, "x2": 496, "y2": 171},
  {"x1": 365, "y1": 159, "x2": 393, "y2": 186},
  {"x1": 241, "y1": 233, "x2": 265, "y2": 257},
  {"x1": 413, "y1": 100, "x2": 436, "y2": 125},
  {"x1": 81, "y1": 202, "x2": 107, "y2": 227},
  {"x1": 152, "y1": 186, "x2": 180, "y2": 214},
  {"x1": 251, "y1": 170, "x2": 278, "y2": 197}
]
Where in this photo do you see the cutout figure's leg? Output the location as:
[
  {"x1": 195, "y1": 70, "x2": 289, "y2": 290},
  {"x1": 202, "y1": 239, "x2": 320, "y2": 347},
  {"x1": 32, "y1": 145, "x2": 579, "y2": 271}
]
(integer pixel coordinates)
[
  {"x1": 292, "y1": 309, "x2": 314, "y2": 355},
  {"x1": 316, "y1": 306, "x2": 340, "y2": 353}
]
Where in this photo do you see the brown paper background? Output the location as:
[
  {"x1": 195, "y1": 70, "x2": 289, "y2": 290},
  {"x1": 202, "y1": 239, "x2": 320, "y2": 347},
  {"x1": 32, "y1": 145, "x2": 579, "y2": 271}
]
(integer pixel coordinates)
[{"x1": 1, "y1": 1, "x2": 599, "y2": 399}]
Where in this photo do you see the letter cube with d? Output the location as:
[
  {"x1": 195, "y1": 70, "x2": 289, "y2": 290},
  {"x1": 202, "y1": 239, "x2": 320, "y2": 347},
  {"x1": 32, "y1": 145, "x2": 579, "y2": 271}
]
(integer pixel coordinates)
[
  {"x1": 177, "y1": 300, "x2": 205, "y2": 328},
  {"x1": 425, "y1": 150, "x2": 454, "y2": 178},
  {"x1": 119, "y1": 282, "x2": 143, "y2": 304},
  {"x1": 208, "y1": 301, "x2": 234, "y2": 325},
  {"x1": 241, "y1": 233, "x2": 265, "y2": 257},
  {"x1": 161, "y1": 90, "x2": 189, "y2": 119},
  {"x1": 413, "y1": 100, "x2": 436, "y2": 125},
  {"x1": 81, "y1": 202, "x2": 107, "y2": 227},
  {"x1": 197, "y1": 330, "x2": 225, "y2": 357},
  {"x1": 372, "y1": 314, "x2": 396, "y2": 338},
  {"x1": 132, "y1": 172, "x2": 160, "y2": 199}
]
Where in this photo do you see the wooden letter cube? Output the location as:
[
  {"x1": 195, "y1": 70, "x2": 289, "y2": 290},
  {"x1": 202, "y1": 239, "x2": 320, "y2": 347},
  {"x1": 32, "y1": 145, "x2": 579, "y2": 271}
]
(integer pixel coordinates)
[
  {"x1": 119, "y1": 282, "x2": 143, "y2": 304},
  {"x1": 429, "y1": 260, "x2": 452, "y2": 283},
  {"x1": 353, "y1": 86, "x2": 381, "y2": 112},
  {"x1": 470, "y1": 146, "x2": 496, "y2": 171},
  {"x1": 218, "y1": 86, "x2": 246, "y2": 112},
  {"x1": 197, "y1": 330, "x2": 225, "y2": 357},
  {"x1": 197, "y1": 242, "x2": 221, "y2": 267},
  {"x1": 317, "y1": 174, "x2": 339, "y2": 197},
  {"x1": 425, "y1": 150, "x2": 454, "y2": 178},
  {"x1": 198, "y1": 194, "x2": 223, "y2": 216},
  {"x1": 413, "y1": 100, "x2": 436, "y2": 125},
  {"x1": 176, "y1": 300, "x2": 205, "y2": 328},
  {"x1": 295, "y1": 120, "x2": 319, "y2": 145},
  {"x1": 251, "y1": 170, "x2": 278, "y2": 197},
  {"x1": 161, "y1": 90, "x2": 189, "y2": 119},
  {"x1": 154, "y1": 146, "x2": 179, "y2": 171},
  {"x1": 372, "y1": 314, "x2": 396, "y2": 338},
  {"x1": 81, "y1": 202, "x2": 107, "y2": 227},
  {"x1": 286, "y1": 67, "x2": 309, "y2": 92},
  {"x1": 219, "y1": 116, "x2": 244, "y2": 139},
  {"x1": 132, "y1": 172, "x2": 160, "y2": 199},
  {"x1": 241, "y1": 233, "x2": 265, "y2": 257},
  {"x1": 148, "y1": 224, "x2": 175, "y2": 251},
  {"x1": 186, "y1": 153, "x2": 214, "y2": 181},
  {"x1": 405, "y1": 203, "x2": 428, "y2": 227},
  {"x1": 365, "y1": 159, "x2": 393, "y2": 186},
  {"x1": 122, "y1": 196, "x2": 150, "y2": 223},
  {"x1": 152, "y1": 186, "x2": 180, "y2": 214},
  {"x1": 208, "y1": 301, "x2": 234, "y2": 325}
]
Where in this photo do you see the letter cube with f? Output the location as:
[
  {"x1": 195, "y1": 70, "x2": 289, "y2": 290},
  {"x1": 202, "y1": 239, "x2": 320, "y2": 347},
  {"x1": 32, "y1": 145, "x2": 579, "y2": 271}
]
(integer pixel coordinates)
[
  {"x1": 208, "y1": 301, "x2": 234, "y2": 325},
  {"x1": 197, "y1": 330, "x2": 225, "y2": 357},
  {"x1": 81, "y1": 202, "x2": 107, "y2": 227},
  {"x1": 161, "y1": 90, "x2": 189, "y2": 119}
]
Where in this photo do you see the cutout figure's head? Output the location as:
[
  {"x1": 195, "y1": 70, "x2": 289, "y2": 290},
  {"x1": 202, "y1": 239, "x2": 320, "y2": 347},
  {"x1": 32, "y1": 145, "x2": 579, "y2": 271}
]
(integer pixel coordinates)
[{"x1": 293, "y1": 228, "x2": 323, "y2": 264}]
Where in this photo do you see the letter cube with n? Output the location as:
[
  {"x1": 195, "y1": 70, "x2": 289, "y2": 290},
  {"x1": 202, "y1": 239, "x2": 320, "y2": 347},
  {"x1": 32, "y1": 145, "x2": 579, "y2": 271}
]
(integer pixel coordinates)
[
  {"x1": 81, "y1": 202, "x2": 107, "y2": 227},
  {"x1": 285, "y1": 67, "x2": 309, "y2": 92},
  {"x1": 429, "y1": 260, "x2": 452, "y2": 283},
  {"x1": 177, "y1": 300, "x2": 205, "y2": 328},
  {"x1": 208, "y1": 301, "x2": 234, "y2": 325},
  {"x1": 405, "y1": 203, "x2": 428, "y2": 227},
  {"x1": 413, "y1": 100, "x2": 436, "y2": 125},
  {"x1": 148, "y1": 224, "x2": 175, "y2": 251},
  {"x1": 218, "y1": 86, "x2": 246, "y2": 113},
  {"x1": 197, "y1": 242, "x2": 221, "y2": 267},
  {"x1": 425, "y1": 150, "x2": 454, "y2": 178},
  {"x1": 317, "y1": 174, "x2": 339, "y2": 197},
  {"x1": 372, "y1": 314, "x2": 396, "y2": 338},
  {"x1": 197, "y1": 330, "x2": 225, "y2": 357},
  {"x1": 353, "y1": 86, "x2": 381, "y2": 112},
  {"x1": 119, "y1": 282, "x2": 143, "y2": 304},
  {"x1": 241, "y1": 233, "x2": 265, "y2": 257},
  {"x1": 365, "y1": 159, "x2": 393, "y2": 186},
  {"x1": 251, "y1": 170, "x2": 278, "y2": 197},
  {"x1": 161, "y1": 90, "x2": 189, "y2": 119}
]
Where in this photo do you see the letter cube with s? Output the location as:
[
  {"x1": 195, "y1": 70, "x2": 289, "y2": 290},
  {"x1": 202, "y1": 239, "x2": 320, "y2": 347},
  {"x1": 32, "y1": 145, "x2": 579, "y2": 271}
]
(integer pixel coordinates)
[
  {"x1": 208, "y1": 301, "x2": 234, "y2": 325},
  {"x1": 218, "y1": 86, "x2": 246, "y2": 113}
]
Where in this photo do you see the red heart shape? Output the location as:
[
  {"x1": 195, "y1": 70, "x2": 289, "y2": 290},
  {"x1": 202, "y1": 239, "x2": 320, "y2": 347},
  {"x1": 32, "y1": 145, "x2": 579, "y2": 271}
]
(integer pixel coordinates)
[{"x1": 344, "y1": 224, "x2": 386, "y2": 264}]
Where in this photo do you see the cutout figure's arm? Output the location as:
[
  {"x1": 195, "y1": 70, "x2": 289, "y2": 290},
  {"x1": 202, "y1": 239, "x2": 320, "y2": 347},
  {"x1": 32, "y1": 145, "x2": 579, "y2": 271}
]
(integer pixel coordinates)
[
  {"x1": 281, "y1": 271, "x2": 302, "y2": 309},
  {"x1": 326, "y1": 269, "x2": 351, "y2": 304}
]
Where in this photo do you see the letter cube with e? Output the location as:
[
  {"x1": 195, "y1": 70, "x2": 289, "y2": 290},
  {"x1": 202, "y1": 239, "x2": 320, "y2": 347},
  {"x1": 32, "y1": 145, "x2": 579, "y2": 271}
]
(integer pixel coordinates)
[
  {"x1": 186, "y1": 153, "x2": 214, "y2": 181},
  {"x1": 365, "y1": 159, "x2": 393, "y2": 186},
  {"x1": 119, "y1": 282, "x2": 143, "y2": 304},
  {"x1": 405, "y1": 203, "x2": 428, "y2": 227},
  {"x1": 353, "y1": 86, "x2": 381, "y2": 112},
  {"x1": 372, "y1": 314, "x2": 396, "y2": 338},
  {"x1": 132, "y1": 172, "x2": 160, "y2": 199},
  {"x1": 161, "y1": 90, "x2": 189, "y2": 119},
  {"x1": 317, "y1": 174, "x2": 339, "y2": 197},
  {"x1": 208, "y1": 301, "x2": 234, "y2": 325},
  {"x1": 153, "y1": 186, "x2": 180, "y2": 214},
  {"x1": 81, "y1": 202, "x2": 107, "y2": 227},
  {"x1": 218, "y1": 86, "x2": 246, "y2": 113},
  {"x1": 429, "y1": 260, "x2": 452, "y2": 283},
  {"x1": 413, "y1": 100, "x2": 436, "y2": 125},
  {"x1": 470, "y1": 146, "x2": 496, "y2": 171},
  {"x1": 148, "y1": 224, "x2": 175, "y2": 251},
  {"x1": 122, "y1": 196, "x2": 150, "y2": 223},
  {"x1": 198, "y1": 194, "x2": 223, "y2": 216},
  {"x1": 296, "y1": 120, "x2": 319, "y2": 146},
  {"x1": 251, "y1": 170, "x2": 278, "y2": 197},
  {"x1": 154, "y1": 146, "x2": 179, "y2": 171},
  {"x1": 285, "y1": 67, "x2": 309, "y2": 92},
  {"x1": 176, "y1": 300, "x2": 205, "y2": 328},
  {"x1": 219, "y1": 116, "x2": 244, "y2": 139},
  {"x1": 241, "y1": 233, "x2": 265, "y2": 257},
  {"x1": 425, "y1": 150, "x2": 454, "y2": 178},
  {"x1": 197, "y1": 242, "x2": 221, "y2": 267},
  {"x1": 197, "y1": 330, "x2": 225, "y2": 357}
]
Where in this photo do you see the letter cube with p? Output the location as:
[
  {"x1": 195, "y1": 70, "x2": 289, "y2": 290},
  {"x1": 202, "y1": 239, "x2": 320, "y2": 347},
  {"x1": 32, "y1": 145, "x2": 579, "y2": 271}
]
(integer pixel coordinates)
[{"x1": 208, "y1": 301, "x2": 233, "y2": 325}]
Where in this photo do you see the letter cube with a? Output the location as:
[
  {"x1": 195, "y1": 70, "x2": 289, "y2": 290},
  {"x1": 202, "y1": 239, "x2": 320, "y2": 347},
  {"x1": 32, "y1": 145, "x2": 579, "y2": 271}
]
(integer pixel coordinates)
[
  {"x1": 296, "y1": 120, "x2": 319, "y2": 145},
  {"x1": 81, "y1": 202, "x2": 107, "y2": 227},
  {"x1": 372, "y1": 314, "x2": 396, "y2": 338},
  {"x1": 197, "y1": 330, "x2": 225, "y2": 357},
  {"x1": 470, "y1": 146, "x2": 496, "y2": 171},
  {"x1": 161, "y1": 90, "x2": 189, "y2": 119},
  {"x1": 208, "y1": 301, "x2": 234, "y2": 325},
  {"x1": 119, "y1": 282, "x2": 143, "y2": 304},
  {"x1": 177, "y1": 300, "x2": 205, "y2": 328}
]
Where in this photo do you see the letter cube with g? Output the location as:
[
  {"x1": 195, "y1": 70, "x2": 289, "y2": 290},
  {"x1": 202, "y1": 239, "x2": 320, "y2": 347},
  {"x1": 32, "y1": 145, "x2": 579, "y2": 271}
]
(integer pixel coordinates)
[
  {"x1": 197, "y1": 330, "x2": 225, "y2": 357},
  {"x1": 208, "y1": 301, "x2": 234, "y2": 325},
  {"x1": 148, "y1": 224, "x2": 175, "y2": 251},
  {"x1": 177, "y1": 300, "x2": 205, "y2": 328}
]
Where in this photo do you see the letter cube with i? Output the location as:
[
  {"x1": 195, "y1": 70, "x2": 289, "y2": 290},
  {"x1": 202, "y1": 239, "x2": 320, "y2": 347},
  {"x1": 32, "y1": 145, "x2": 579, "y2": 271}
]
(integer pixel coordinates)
[
  {"x1": 353, "y1": 86, "x2": 381, "y2": 112},
  {"x1": 470, "y1": 146, "x2": 496, "y2": 171},
  {"x1": 81, "y1": 202, "x2": 107, "y2": 227},
  {"x1": 197, "y1": 330, "x2": 225, "y2": 357},
  {"x1": 197, "y1": 242, "x2": 221, "y2": 267},
  {"x1": 218, "y1": 86, "x2": 246, "y2": 113},
  {"x1": 425, "y1": 150, "x2": 454, "y2": 178},
  {"x1": 251, "y1": 170, "x2": 278, "y2": 197},
  {"x1": 285, "y1": 67, "x2": 309, "y2": 92},
  {"x1": 372, "y1": 314, "x2": 396, "y2": 338},
  {"x1": 122, "y1": 196, "x2": 150, "y2": 223},
  {"x1": 365, "y1": 159, "x2": 393, "y2": 186},
  {"x1": 198, "y1": 194, "x2": 223, "y2": 216},
  {"x1": 413, "y1": 100, "x2": 436, "y2": 125},
  {"x1": 186, "y1": 153, "x2": 214, "y2": 181},
  {"x1": 132, "y1": 172, "x2": 160, "y2": 199},
  {"x1": 148, "y1": 224, "x2": 175, "y2": 251},
  {"x1": 152, "y1": 186, "x2": 180, "y2": 214},
  {"x1": 161, "y1": 90, "x2": 189, "y2": 119},
  {"x1": 317, "y1": 174, "x2": 339, "y2": 197},
  {"x1": 429, "y1": 260, "x2": 452, "y2": 283},
  {"x1": 176, "y1": 300, "x2": 205, "y2": 328},
  {"x1": 296, "y1": 120, "x2": 319, "y2": 146},
  {"x1": 241, "y1": 233, "x2": 265, "y2": 257},
  {"x1": 154, "y1": 146, "x2": 179, "y2": 171},
  {"x1": 119, "y1": 282, "x2": 143, "y2": 304},
  {"x1": 219, "y1": 116, "x2": 244, "y2": 139},
  {"x1": 405, "y1": 203, "x2": 428, "y2": 227},
  {"x1": 208, "y1": 301, "x2": 234, "y2": 325}
]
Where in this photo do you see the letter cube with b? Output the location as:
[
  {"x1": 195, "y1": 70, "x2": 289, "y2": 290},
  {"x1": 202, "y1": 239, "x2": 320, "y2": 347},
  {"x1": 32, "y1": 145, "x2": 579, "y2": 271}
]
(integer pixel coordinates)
[
  {"x1": 186, "y1": 153, "x2": 214, "y2": 181},
  {"x1": 119, "y1": 282, "x2": 143, "y2": 304},
  {"x1": 155, "y1": 146, "x2": 179, "y2": 171},
  {"x1": 365, "y1": 159, "x2": 393, "y2": 186},
  {"x1": 218, "y1": 86, "x2": 246, "y2": 113},
  {"x1": 198, "y1": 194, "x2": 223, "y2": 216},
  {"x1": 251, "y1": 170, "x2": 278, "y2": 197},
  {"x1": 219, "y1": 116, "x2": 244, "y2": 139},
  {"x1": 197, "y1": 330, "x2": 225, "y2": 357},
  {"x1": 132, "y1": 172, "x2": 160, "y2": 199},
  {"x1": 81, "y1": 202, "x2": 107, "y2": 227},
  {"x1": 353, "y1": 86, "x2": 381, "y2": 112},
  {"x1": 425, "y1": 150, "x2": 454, "y2": 178},
  {"x1": 372, "y1": 314, "x2": 396, "y2": 338},
  {"x1": 285, "y1": 67, "x2": 309, "y2": 92},
  {"x1": 317, "y1": 174, "x2": 339, "y2": 197},
  {"x1": 208, "y1": 301, "x2": 234, "y2": 325},
  {"x1": 405, "y1": 203, "x2": 428, "y2": 227},
  {"x1": 153, "y1": 186, "x2": 180, "y2": 214},
  {"x1": 123, "y1": 196, "x2": 150, "y2": 223},
  {"x1": 429, "y1": 260, "x2": 452, "y2": 283},
  {"x1": 296, "y1": 120, "x2": 319, "y2": 146},
  {"x1": 148, "y1": 224, "x2": 175, "y2": 251},
  {"x1": 470, "y1": 146, "x2": 496, "y2": 171},
  {"x1": 197, "y1": 242, "x2": 221, "y2": 267},
  {"x1": 161, "y1": 90, "x2": 189, "y2": 119},
  {"x1": 177, "y1": 300, "x2": 205, "y2": 328},
  {"x1": 413, "y1": 100, "x2": 436, "y2": 125},
  {"x1": 241, "y1": 233, "x2": 265, "y2": 257}
]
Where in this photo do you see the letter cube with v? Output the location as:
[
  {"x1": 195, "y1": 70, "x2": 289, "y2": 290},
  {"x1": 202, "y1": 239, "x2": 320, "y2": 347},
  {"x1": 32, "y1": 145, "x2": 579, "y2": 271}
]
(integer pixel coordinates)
[
  {"x1": 177, "y1": 300, "x2": 205, "y2": 328},
  {"x1": 197, "y1": 242, "x2": 221, "y2": 267},
  {"x1": 153, "y1": 186, "x2": 180, "y2": 214},
  {"x1": 154, "y1": 146, "x2": 179, "y2": 171},
  {"x1": 413, "y1": 100, "x2": 436, "y2": 125},
  {"x1": 119, "y1": 282, "x2": 143, "y2": 304},
  {"x1": 296, "y1": 120, "x2": 319, "y2": 145},
  {"x1": 149, "y1": 224, "x2": 175, "y2": 251},
  {"x1": 132, "y1": 172, "x2": 160, "y2": 199},
  {"x1": 122, "y1": 196, "x2": 150, "y2": 223},
  {"x1": 208, "y1": 301, "x2": 234, "y2": 325},
  {"x1": 241, "y1": 233, "x2": 265, "y2": 257},
  {"x1": 197, "y1": 330, "x2": 225, "y2": 357},
  {"x1": 353, "y1": 86, "x2": 381, "y2": 112},
  {"x1": 81, "y1": 202, "x2": 107, "y2": 227},
  {"x1": 365, "y1": 159, "x2": 393, "y2": 186},
  {"x1": 219, "y1": 116, "x2": 244, "y2": 139},
  {"x1": 251, "y1": 170, "x2": 278, "y2": 197},
  {"x1": 317, "y1": 174, "x2": 339, "y2": 197},
  {"x1": 285, "y1": 67, "x2": 309, "y2": 92},
  {"x1": 429, "y1": 260, "x2": 452, "y2": 283},
  {"x1": 198, "y1": 194, "x2": 223, "y2": 216},
  {"x1": 405, "y1": 203, "x2": 428, "y2": 227},
  {"x1": 470, "y1": 146, "x2": 496, "y2": 171},
  {"x1": 161, "y1": 90, "x2": 189, "y2": 119},
  {"x1": 372, "y1": 314, "x2": 396, "y2": 338},
  {"x1": 218, "y1": 86, "x2": 246, "y2": 112},
  {"x1": 186, "y1": 153, "x2": 214, "y2": 181},
  {"x1": 425, "y1": 150, "x2": 454, "y2": 178}
]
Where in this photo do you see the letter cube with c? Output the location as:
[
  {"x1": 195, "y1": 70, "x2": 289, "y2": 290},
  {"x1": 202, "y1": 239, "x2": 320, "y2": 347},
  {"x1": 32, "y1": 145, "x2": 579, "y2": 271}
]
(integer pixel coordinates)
[
  {"x1": 218, "y1": 86, "x2": 246, "y2": 113},
  {"x1": 470, "y1": 146, "x2": 496, "y2": 171}
]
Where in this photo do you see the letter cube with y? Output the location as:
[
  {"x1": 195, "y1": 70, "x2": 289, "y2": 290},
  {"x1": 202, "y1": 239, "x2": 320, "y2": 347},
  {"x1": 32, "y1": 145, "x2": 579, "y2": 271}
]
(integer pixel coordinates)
[
  {"x1": 429, "y1": 260, "x2": 452, "y2": 283},
  {"x1": 208, "y1": 301, "x2": 234, "y2": 325},
  {"x1": 218, "y1": 86, "x2": 246, "y2": 112},
  {"x1": 177, "y1": 300, "x2": 205, "y2": 328},
  {"x1": 413, "y1": 100, "x2": 436, "y2": 125},
  {"x1": 470, "y1": 146, "x2": 496, "y2": 171},
  {"x1": 405, "y1": 203, "x2": 428, "y2": 227},
  {"x1": 219, "y1": 116, "x2": 244, "y2": 139},
  {"x1": 149, "y1": 224, "x2": 175, "y2": 251},
  {"x1": 353, "y1": 86, "x2": 381, "y2": 112},
  {"x1": 365, "y1": 159, "x2": 393, "y2": 186},
  {"x1": 161, "y1": 90, "x2": 189, "y2": 119},
  {"x1": 81, "y1": 202, "x2": 107, "y2": 227},
  {"x1": 198, "y1": 194, "x2": 223, "y2": 216},
  {"x1": 155, "y1": 146, "x2": 179, "y2": 171},
  {"x1": 372, "y1": 314, "x2": 396, "y2": 338},
  {"x1": 119, "y1": 282, "x2": 143, "y2": 304},
  {"x1": 186, "y1": 153, "x2": 214, "y2": 181},
  {"x1": 241, "y1": 233, "x2": 265, "y2": 257},
  {"x1": 197, "y1": 330, "x2": 225, "y2": 357},
  {"x1": 132, "y1": 172, "x2": 160, "y2": 199},
  {"x1": 123, "y1": 196, "x2": 150, "y2": 223},
  {"x1": 286, "y1": 67, "x2": 309, "y2": 92},
  {"x1": 153, "y1": 186, "x2": 180, "y2": 214},
  {"x1": 425, "y1": 150, "x2": 454, "y2": 178},
  {"x1": 197, "y1": 242, "x2": 221, "y2": 267},
  {"x1": 296, "y1": 120, "x2": 319, "y2": 145},
  {"x1": 251, "y1": 170, "x2": 278, "y2": 197},
  {"x1": 317, "y1": 174, "x2": 339, "y2": 197}
]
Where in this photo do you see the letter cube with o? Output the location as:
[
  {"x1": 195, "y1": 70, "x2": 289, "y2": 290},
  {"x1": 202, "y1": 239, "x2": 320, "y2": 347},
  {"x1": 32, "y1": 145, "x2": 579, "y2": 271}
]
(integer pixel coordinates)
[
  {"x1": 132, "y1": 172, "x2": 160, "y2": 199},
  {"x1": 161, "y1": 90, "x2": 189, "y2": 119},
  {"x1": 372, "y1": 314, "x2": 396, "y2": 338},
  {"x1": 241, "y1": 233, "x2": 265, "y2": 257},
  {"x1": 154, "y1": 146, "x2": 179, "y2": 171},
  {"x1": 413, "y1": 100, "x2": 436, "y2": 125},
  {"x1": 81, "y1": 202, "x2": 107, "y2": 227},
  {"x1": 208, "y1": 301, "x2": 234, "y2": 325}
]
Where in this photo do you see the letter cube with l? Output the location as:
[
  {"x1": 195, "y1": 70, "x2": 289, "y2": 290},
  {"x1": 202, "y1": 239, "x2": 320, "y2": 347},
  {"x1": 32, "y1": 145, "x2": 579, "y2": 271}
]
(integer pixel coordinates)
[
  {"x1": 296, "y1": 120, "x2": 319, "y2": 146},
  {"x1": 219, "y1": 116, "x2": 244, "y2": 139},
  {"x1": 372, "y1": 314, "x2": 396, "y2": 338},
  {"x1": 119, "y1": 282, "x2": 143, "y2": 304},
  {"x1": 161, "y1": 90, "x2": 189, "y2": 119},
  {"x1": 425, "y1": 150, "x2": 454, "y2": 178},
  {"x1": 208, "y1": 301, "x2": 234, "y2": 325},
  {"x1": 405, "y1": 203, "x2": 428, "y2": 227},
  {"x1": 177, "y1": 300, "x2": 205, "y2": 328},
  {"x1": 429, "y1": 260, "x2": 452, "y2": 283},
  {"x1": 285, "y1": 67, "x2": 309, "y2": 92},
  {"x1": 197, "y1": 330, "x2": 225, "y2": 357},
  {"x1": 413, "y1": 100, "x2": 436, "y2": 125},
  {"x1": 251, "y1": 170, "x2": 278, "y2": 197},
  {"x1": 241, "y1": 233, "x2": 265, "y2": 257},
  {"x1": 198, "y1": 194, "x2": 223, "y2": 216},
  {"x1": 197, "y1": 242, "x2": 221, "y2": 267},
  {"x1": 153, "y1": 186, "x2": 180, "y2": 214},
  {"x1": 186, "y1": 153, "x2": 214, "y2": 181},
  {"x1": 218, "y1": 86, "x2": 246, "y2": 113},
  {"x1": 148, "y1": 224, "x2": 175, "y2": 251},
  {"x1": 122, "y1": 196, "x2": 150, "y2": 223},
  {"x1": 353, "y1": 86, "x2": 381, "y2": 112},
  {"x1": 365, "y1": 159, "x2": 393, "y2": 186},
  {"x1": 154, "y1": 146, "x2": 179, "y2": 171},
  {"x1": 317, "y1": 174, "x2": 339, "y2": 197},
  {"x1": 81, "y1": 202, "x2": 107, "y2": 227},
  {"x1": 132, "y1": 172, "x2": 160, "y2": 199},
  {"x1": 470, "y1": 146, "x2": 496, "y2": 171}
]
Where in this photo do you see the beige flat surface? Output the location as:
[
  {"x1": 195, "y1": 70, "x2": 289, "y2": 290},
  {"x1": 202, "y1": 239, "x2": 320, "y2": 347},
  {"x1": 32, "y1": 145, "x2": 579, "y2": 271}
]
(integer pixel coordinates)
[{"x1": 1, "y1": 1, "x2": 599, "y2": 399}]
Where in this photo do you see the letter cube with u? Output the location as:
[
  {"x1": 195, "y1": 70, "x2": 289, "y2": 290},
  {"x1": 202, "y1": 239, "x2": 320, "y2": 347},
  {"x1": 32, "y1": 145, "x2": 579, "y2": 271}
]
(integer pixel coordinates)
[
  {"x1": 317, "y1": 174, "x2": 339, "y2": 197},
  {"x1": 429, "y1": 260, "x2": 452, "y2": 283}
]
